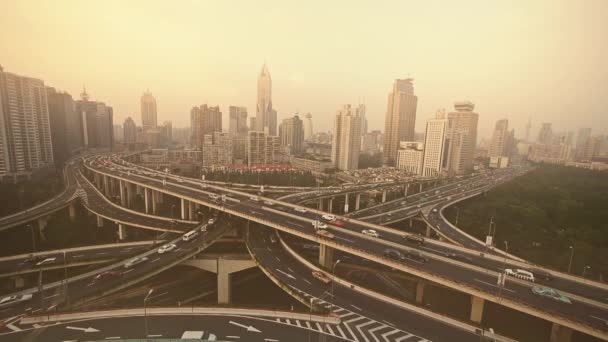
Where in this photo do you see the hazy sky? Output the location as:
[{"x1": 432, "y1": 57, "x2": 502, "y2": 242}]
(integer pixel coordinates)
[{"x1": 1, "y1": 0, "x2": 607, "y2": 139}]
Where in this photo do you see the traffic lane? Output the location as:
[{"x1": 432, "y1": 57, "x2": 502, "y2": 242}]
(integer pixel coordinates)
[
  {"x1": 248, "y1": 227, "x2": 483, "y2": 342},
  {"x1": 0, "y1": 314, "x2": 342, "y2": 342}
]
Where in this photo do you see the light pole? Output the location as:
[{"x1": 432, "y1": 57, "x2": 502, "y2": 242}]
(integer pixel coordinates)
[
  {"x1": 308, "y1": 297, "x2": 315, "y2": 342},
  {"x1": 582, "y1": 266, "x2": 591, "y2": 278},
  {"x1": 144, "y1": 289, "x2": 154, "y2": 341},
  {"x1": 171, "y1": 204, "x2": 176, "y2": 219},
  {"x1": 331, "y1": 259, "x2": 341, "y2": 304},
  {"x1": 567, "y1": 246, "x2": 574, "y2": 273}
]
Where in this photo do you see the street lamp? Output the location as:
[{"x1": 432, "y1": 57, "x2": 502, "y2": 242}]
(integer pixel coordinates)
[
  {"x1": 144, "y1": 289, "x2": 154, "y2": 340},
  {"x1": 308, "y1": 297, "x2": 315, "y2": 342},
  {"x1": 567, "y1": 246, "x2": 574, "y2": 273},
  {"x1": 582, "y1": 266, "x2": 591, "y2": 278}
]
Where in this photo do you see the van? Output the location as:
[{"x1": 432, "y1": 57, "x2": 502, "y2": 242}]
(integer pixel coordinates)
[
  {"x1": 182, "y1": 230, "x2": 199, "y2": 242},
  {"x1": 505, "y1": 269, "x2": 535, "y2": 282}
]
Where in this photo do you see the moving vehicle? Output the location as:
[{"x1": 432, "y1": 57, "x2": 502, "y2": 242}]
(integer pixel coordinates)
[
  {"x1": 531, "y1": 286, "x2": 571, "y2": 304},
  {"x1": 405, "y1": 250, "x2": 428, "y2": 263},
  {"x1": 36, "y1": 257, "x2": 56, "y2": 266},
  {"x1": 263, "y1": 200, "x2": 273, "y2": 206},
  {"x1": 88, "y1": 271, "x2": 121, "y2": 286},
  {"x1": 269, "y1": 234, "x2": 278, "y2": 243},
  {"x1": 182, "y1": 230, "x2": 199, "y2": 242},
  {"x1": 181, "y1": 331, "x2": 217, "y2": 341},
  {"x1": 384, "y1": 249, "x2": 406, "y2": 261},
  {"x1": 312, "y1": 221, "x2": 328, "y2": 229},
  {"x1": 209, "y1": 194, "x2": 219, "y2": 200},
  {"x1": 332, "y1": 220, "x2": 346, "y2": 227},
  {"x1": 0, "y1": 294, "x2": 33, "y2": 307},
  {"x1": 316, "y1": 230, "x2": 335, "y2": 239},
  {"x1": 322, "y1": 214, "x2": 336, "y2": 221},
  {"x1": 530, "y1": 268, "x2": 553, "y2": 281},
  {"x1": 312, "y1": 270, "x2": 331, "y2": 284},
  {"x1": 157, "y1": 243, "x2": 177, "y2": 254},
  {"x1": 362, "y1": 229, "x2": 380, "y2": 238},
  {"x1": 294, "y1": 208, "x2": 308, "y2": 213},
  {"x1": 404, "y1": 234, "x2": 424, "y2": 245},
  {"x1": 124, "y1": 256, "x2": 149, "y2": 268},
  {"x1": 249, "y1": 196, "x2": 259, "y2": 201},
  {"x1": 505, "y1": 269, "x2": 535, "y2": 282},
  {"x1": 432, "y1": 208, "x2": 438, "y2": 212},
  {"x1": 208, "y1": 218, "x2": 216, "y2": 225}
]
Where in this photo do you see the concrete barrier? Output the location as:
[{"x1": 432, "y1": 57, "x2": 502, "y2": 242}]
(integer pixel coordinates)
[{"x1": 0, "y1": 241, "x2": 157, "y2": 262}]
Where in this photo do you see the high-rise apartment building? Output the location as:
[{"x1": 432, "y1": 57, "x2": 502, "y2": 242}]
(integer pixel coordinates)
[
  {"x1": 229, "y1": 106, "x2": 248, "y2": 136},
  {"x1": 160, "y1": 121, "x2": 172, "y2": 146},
  {"x1": 396, "y1": 141, "x2": 424, "y2": 175},
  {"x1": 191, "y1": 104, "x2": 222, "y2": 149},
  {"x1": 488, "y1": 119, "x2": 510, "y2": 157},
  {"x1": 247, "y1": 131, "x2": 281, "y2": 167},
  {"x1": 304, "y1": 113, "x2": 313, "y2": 141},
  {"x1": 537, "y1": 123, "x2": 553, "y2": 144},
  {"x1": 331, "y1": 104, "x2": 362, "y2": 171},
  {"x1": 123, "y1": 117, "x2": 137, "y2": 144},
  {"x1": 46, "y1": 87, "x2": 84, "y2": 167},
  {"x1": 383, "y1": 79, "x2": 418, "y2": 166},
  {"x1": 190, "y1": 106, "x2": 201, "y2": 148},
  {"x1": 0, "y1": 67, "x2": 54, "y2": 181},
  {"x1": 446, "y1": 101, "x2": 478, "y2": 175},
  {"x1": 75, "y1": 89, "x2": 114, "y2": 149},
  {"x1": 421, "y1": 110, "x2": 450, "y2": 177},
  {"x1": 140, "y1": 90, "x2": 157, "y2": 132},
  {"x1": 256, "y1": 64, "x2": 276, "y2": 135},
  {"x1": 362, "y1": 130, "x2": 383, "y2": 154},
  {"x1": 202, "y1": 132, "x2": 233, "y2": 167},
  {"x1": 279, "y1": 114, "x2": 304, "y2": 155},
  {"x1": 575, "y1": 128, "x2": 592, "y2": 159}
]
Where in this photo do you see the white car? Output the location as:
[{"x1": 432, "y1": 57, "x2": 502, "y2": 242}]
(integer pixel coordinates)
[
  {"x1": 124, "y1": 256, "x2": 149, "y2": 268},
  {"x1": 36, "y1": 257, "x2": 56, "y2": 266},
  {"x1": 208, "y1": 218, "x2": 216, "y2": 225},
  {"x1": 312, "y1": 221, "x2": 328, "y2": 229},
  {"x1": 362, "y1": 229, "x2": 380, "y2": 238},
  {"x1": 157, "y1": 243, "x2": 177, "y2": 254},
  {"x1": 294, "y1": 208, "x2": 308, "y2": 213},
  {"x1": 263, "y1": 200, "x2": 273, "y2": 206},
  {"x1": 0, "y1": 294, "x2": 33, "y2": 307},
  {"x1": 322, "y1": 214, "x2": 336, "y2": 221}
]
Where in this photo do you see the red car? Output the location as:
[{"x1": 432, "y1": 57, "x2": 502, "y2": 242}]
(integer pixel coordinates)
[
  {"x1": 332, "y1": 220, "x2": 346, "y2": 227},
  {"x1": 312, "y1": 271, "x2": 331, "y2": 284}
]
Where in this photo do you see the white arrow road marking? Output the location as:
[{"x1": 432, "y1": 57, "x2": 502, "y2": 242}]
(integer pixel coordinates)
[
  {"x1": 66, "y1": 326, "x2": 100, "y2": 333},
  {"x1": 276, "y1": 269, "x2": 296, "y2": 280},
  {"x1": 395, "y1": 333, "x2": 414, "y2": 341},
  {"x1": 6, "y1": 323, "x2": 21, "y2": 331},
  {"x1": 355, "y1": 320, "x2": 375, "y2": 342},
  {"x1": 368, "y1": 324, "x2": 388, "y2": 342},
  {"x1": 229, "y1": 321, "x2": 261, "y2": 333},
  {"x1": 381, "y1": 329, "x2": 401, "y2": 342}
]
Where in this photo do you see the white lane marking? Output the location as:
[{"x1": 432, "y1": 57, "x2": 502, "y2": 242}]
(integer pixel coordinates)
[
  {"x1": 105, "y1": 337, "x2": 121, "y2": 340},
  {"x1": 275, "y1": 256, "x2": 281, "y2": 262},
  {"x1": 72, "y1": 254, "x2": 85, "y2": 258},
  {"x1": 148, "y1": 291, "x2": 169, "y2": 301},
  {"x1": 351, "y1": 304, "x2": 363, "y2": 311},
  {"x1": 382, "y1": 320, "x2": 395, "y2": 327},
  {"x1": 315, "y1": 322, "x2": 323, "y2": 332},
  {"x1": 395, "y1": 333, "x2": 414, "y2": 341},
  {"x1": 45, "y1": 293, "x2": 60, "y2": 299},
  {"x1": 355, "y1": 320, "x2": 375, "y2": 342},
  {"x1": 336, "y1": 236, "x2": 355, "y2": 243},
  {"x1": 369, "y1": 324, "x2": 388, "y2": 342},
  {"x1": 473, "y1": 278, "x2": 516, "y2": 293},
  {"x1": 6, "y1": 323, "x2": 21, "y2": 331},
  {"x1": 303, "y1": 279, "x2": 311, "y2": 285},
  {"x1": 96, "y1": 252, "x2": 108, "y2": 255},
  {"x1": 225, "y1": 336, "x2": 240, "y2": 339},
  {"x1": 286, "y1": 319, "x2": 291, "y2": 325},
  {"x1": 305, "y1": 321, "x2": 312, "y2": 329},
  {"x1": 335, "y1": 325, "x2": 347, "y2": 339},
  {"x1": 590, "y1": 315, "x2": 608, "y2": 325},
  {"x1": 147, "y1": 335, "x2": 163, "y2": 337},
  {"x1": 295, "y1": 320, "x2": 302, "y2": 327},
  {"x1": 288, "y1": 267, "x2": 294, "y2": 273},
  {"x1": 381, "y1": 329, "x2": 401, "y2": 342},
  {"x1": 151, "y1": 257, "x2": 161, "y2": 263},
  {"x1": 326, "y1": 324, "x2": 335, "y2": 336},
  {"x1": 264, "y1": 339, "x2": 279, "y2": 342},
  {"x1": 276, "y1": 269, "x2": 296, "y2": 280},
  {"x1": 342, "y1": 317, "x2": 361, "y2": 342},
  {"x1": 122, "y1": 269, "x2": 134, "y2": 274}
]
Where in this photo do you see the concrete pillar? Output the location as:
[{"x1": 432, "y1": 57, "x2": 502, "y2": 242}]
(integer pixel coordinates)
[
  {"x1": 217, "y1": 260, "x2": 231, "y2": 304},
  {"x1": 94, "y1": 173, "x2": 102, "y2": 189},
  {"x1": 550, "y1": 323, "x2": 573, "y2": 342},
  {"x1": 119, "y1": 180, "x2": 127, "y2": 207},
  {"x1": 181, "y1": 198, "x2": 187, "y2": 220},
  {"x1": 152, "y1": 190, "x2": 158, "y2": 214},
  {"x1": 382, "y1": 190, "x2": 387, "y2": 203},
  {"x1": 37, "y1": 217, "x2": 47, "y2": 231},
  {"x1": 415, "y1": 281, "x2": 425, "y2": 304},
  {"x1": 469, "y1": 296, "x2": 485, "y2": 324},
  {"x1": 328, "y1": 198, "x2": 334, "y2": 213},
  {"x1": 96, "y1": 215, "x2": 104, "y2": 228},
  {"x1": 425, "y1": 224, "x2": 431, "y2": 238},
  {"x1": 12, "y1": 276, "x2": 25, "y2": 289},
  {"x1": 355, "y1": 193, "x2": 361, "y2": 211},
  {"x1": 319, "y1": 244, "x2": 334, "y2": 269},
  {"x1": 157, "y1": 192, "x2": 164, "y2": 204},
  {"x1": 144, "y1": 188, "x2": 150, "y2": 214},
  {"x1": 319, "y1": 198, "x2": 324, "y2": 211},
  {"x1": 68, "y1": 202, "x2": 77, "y2": 221},
  {"x1": 118, "y1": 224, "x2": 126, "y2": 240},
  {"x1": 136, "y1": 185, "x2": 144, "y2": 196},
  {"x1": 188, "y1": 201, "x2": 195, "y2": 221},
  {"x1": 404, "y1": 184, "x2": 409, "y2": 197},
  {"x1": 409, "y1": 218, "x2": 413, "y2": 228},
  {"x1": 419, "y1": 183, "x2": 423, "y2": 192},
  {"x1": 103, "y1": 175, "x2": 111, "y2": 197},
  {"x1": 126, "y1": 182, "x2": 134, "y2": 208}
]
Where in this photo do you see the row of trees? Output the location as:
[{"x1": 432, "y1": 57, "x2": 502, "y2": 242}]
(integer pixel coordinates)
[{"x1": 0, "y1": 173, "x2": 63, "y2": 216}]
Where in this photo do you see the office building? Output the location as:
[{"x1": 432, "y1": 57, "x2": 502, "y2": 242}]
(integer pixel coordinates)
[
  {"x1": 256, "y1": 64, "x2": 276, "y2": 135},
  {"x1": 331, "y1": 104, "x2": 362, "y2": 171},
  {"x1": 447, "y1": 101, "x2": 478, "y2": 175},
  {"x1": 123, "y1": 117, "x2": 137, "y2": 144},
  {"x1": 578, "y1": 136, "x2": 601, "y2": 162},
  {"x1": 0, "y1": 68, "x2": 54, "y2": 181},
  {"x1": 202, "y1": 132, "x2": 233, "y2": 167},
  {"x1": 383, "y1": 78, "x2": 418, "y2": 166},
  {"x1": 488, "y1": 119, "x2": 510, "y2": 158},
  {"x1": 75, "y1": 88, "x2": 114, "y2": 149},
  {"x1": 160, "y1": 120, "x2": 172, "y2": 146},
  {"x1": 575, "y1": 127, "x2": 592, "y2": 159},
  {"x1": 46, "y1": 87, "x2": 84, "y2": 168},
  {"x1": 537, "y1": 123, "x2": 553, "y2": 144},
  {"x1": 141, "y1": 90, "x2": 157, "y2": 132},
  {"x1": 190, "y1": 106, "x2": 201, "y2": 147},
  {"x1": 528, "y1": 143, "x2": 572, "y2": 164},
  {"x1": 304, "y1": 113, "x2": 313, "y2": 141},
  {"x1": 279, "y1": 114, "x2": 304, "y2": 155},
  {"x1": 229, "y1": 106, "x2": 248, "y2": 136},
  {"x1": 290, "y1": 155, "x2": 334, "y2": 174},
  {"x1": 359, "y1": 104, "x2": 368, "y2": 136},
  {"x1": 421, "y1": 110, "x2": 450, "y2": 177},
  {"x1": 191, "y1": 104, "x2": 222, "y2": 149},
  {"x1": 113, "y1": 124, "x2": 123, "y2": 143},
  {"x1": 396, "y1": 141, "x2": 424, "y2": 175}
]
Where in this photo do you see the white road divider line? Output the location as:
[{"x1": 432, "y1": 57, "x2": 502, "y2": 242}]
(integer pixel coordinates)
[{"x1": 351, "y1": 304, "x2": 363, "y2": 311}]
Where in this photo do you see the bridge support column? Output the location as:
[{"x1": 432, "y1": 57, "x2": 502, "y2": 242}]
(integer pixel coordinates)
[
  {"x1": 355, "y1": 194, "x2": 361, "y2": 211},
  {"x1": 319, "y1": 244, "x2": 334, "y2": 269},
  {"x1": 425, "y1": 224, "x2": 431, "y2": 238},
  {"x1": 382, "y1": 190, "x2": 387, "y2": 203},
  {"x1": 96, "y1": 215, "x2": 104, "y2": 228},
  {"x1": 11, "y1": 276, "x2": 24, "y2": 289},
  {"x1": 118, "y1": 224, "x2": 127, "y2": 240},
  {"x1": 144, "y1": 188, "x2": 151, "y2": 213},
  {"x1": 151, "y1": 190, "x2": 158, "y2": 214},
  {"x1": 37, "y1": 217, "x2": 48, "y2": 231},
  {"x1": 318, "y1": 198, "x2": 324, "y2": 211},
  {"x1": 404, "y1": 184, "x2": 409, "y2": 197},
  {"x1": 188, "y1": 201, "x2": 195, "y2": 221},
  {"x1": 328, "y1": 198, "x2": 334, "y2": 213},
  {"x1": 103, "y1": 175, "x2": 111, "y2": 197},
  {"x1": 68, "y1": 202, "x2": 77, "y2": 221},
  {"x1": 550, "y1": 323, "x2": 572, "y2": 342},
  {"x1": 217, "y1": 260, "x2": 231, "y2": 304},
  {"x1": 344, "y1": 194, "x2": 349, "y2": 213},
  {"x1": 119, "y1": 180, "x2": 127, "y2": 207},
  {"x1": 126, "y1": 182, "x2": 134, "y2": 208},
  {"x1": 415, "y1": 281, "x2": 425, "y2": 304},
  {"x1": 469, "y1": 295, "x2": 485, "y2": 324},
  {"x1": 181, "y1": 198, "x2": 187, "y2": 220},
  {"x1": 136, "y1": 185, "x2": 144, "y2": 196},
  {"x1": 94, "y1": 173, "x2": 102, "y2": 189},
  {"x1": 419, "y1": 183, "x2": 423, "y2": 192},
  {"x1": 157, "y1": 191, "x2": 164, "y2": 204}
]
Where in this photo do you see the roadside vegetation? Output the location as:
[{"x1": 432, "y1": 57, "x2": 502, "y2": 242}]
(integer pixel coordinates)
[
  {"x1": 443, "y1": 165, "x2": 608, "y2": 281},
  {"x1": 201, "y1": 169, "x2": 319, "y2": 187},
  {"x1": 0, "y1": 173, "x2": 63, "y2": 216}
]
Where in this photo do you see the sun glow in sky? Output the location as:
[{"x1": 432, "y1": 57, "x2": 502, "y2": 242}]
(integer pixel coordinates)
[{"x1": 1, "y1": 0, "x2": 607, "y2": 138}]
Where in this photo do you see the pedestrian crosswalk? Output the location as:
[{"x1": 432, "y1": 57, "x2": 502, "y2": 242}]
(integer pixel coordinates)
[{"x1": 275, "y1": 295, "x2": 430, "y2": 342}]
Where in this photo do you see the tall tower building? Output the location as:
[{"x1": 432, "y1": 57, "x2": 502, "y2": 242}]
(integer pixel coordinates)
[
  {"x1": 279, "y1": 114, "x2": 304, "y2": 155},
  {"x1": 0, "y1": 67, "x2": 54, "y2": 180},
  {"x1": 191, "y1": 104, "x2": 222, "y2": 149},
  {"x1": 190, "y1": 106, "x2": 201, "y2": 148},
  {"x1": 421, "y1": 110, "x2": 450, "y2": 177},
  {"x1": 229, "y1": 106, "x2": 248, "y2": 136},
  {"x1": 537, "y1": 123, "x2": 553, "y2": 144},
  {"x1": 447, "y1": 101, "x2": 478, "y2": 175},
  {"x1": 304, "y1": 113, "x2": 313, "y2": 141},
  {"x1": 488, "y1": 119, "x2": 509, "y2": 157},
  {"x1": 256, "y1": 64, "x2": 276, "y2": 135},
  {"x1": 331, "y1": 104, "x2": 362, "y2": 171},
  {"x1": 359, "y1": 104, "x2": 368, "y2": 136},
  {"x1": 123, "y1": 117, "x2": 137, "y2": 144},
  {"x1": 140, "y1": 90, "x2": 157, "y2": 132},
  {"x1": 46, "y1": 87, "x2": 83, "y2": 167},
  {"x1": 383, "y1": 78, "x2": 418, "y2": 166},
  {"x1": 75, "y1": 89, "x2": 114, "y2": 149}
]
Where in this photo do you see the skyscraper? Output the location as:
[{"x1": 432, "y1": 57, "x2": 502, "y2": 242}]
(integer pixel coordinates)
[
  {"x1": 421, "y1": 110, "x2": 450, "y2": 177},
  {"x1": 256, "y1": 64, "x2": 275, "y2": 135},
  {"x1": 447, "y1": 101, "x2": 478, "y2": 175},
  {"x1": 488, "y1": 119, "x2": 509, "y2": 157},
  {"x1": 383, "y1": 78, "x2": 418, "y2": 166},
  {"x1": 75, "y1": 88, "x2": 114, "y2": 149},
  {"x1": 537, "y1": 123, "x2": 553, "y2": 144},
  {"x1": 229, "y1": 106, "x2": 248, "y2": 135},
  {"x1": 575, "y1": 127, "x2": 592, "y2": 157},
  {"x1": 190, "y1": 106, "x2": 201, "y2": 148},
  {"x1": 359, "y1": 104, "x2": 368, "y2": 136},
  {"x1": 0, "y1": 67, "x2": 54, "y2": 181},
  {"x1": 331, "y1": 104, "x2": 362, "y2": 171},
  {"x1": 191, "y1": 104, "x2": 222, "y2": 149},
  {"x1": 247, "y1": 130, "x2": 280, "y2": 166},
  {"x1": 304, "y1": 113, "x2": 313, "y2": 141},
  {"x1": 46, "y1": 87, "x2": 83, "y2": 167},
  {"x1": 123, "y1": 117, "x2": 137, "y2": 144},
  {"x1": 279, "y1": 114, "x2": 304, "y2": 155},
  {"x1": 140, "y1": 90, "x2": 157, "y2": 132}
]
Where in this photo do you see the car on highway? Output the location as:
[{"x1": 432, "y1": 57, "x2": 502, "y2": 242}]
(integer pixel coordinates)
[
  {"x1": 249, "y1": 196, "x2": 260, "y2": 201},
  {"x1": 181, "y1": 331, "x2": 217, "y2": 341},
  {"x1": 157, "y1": 243, "x2": 177, "y2": 254},
  {"x1": 0, "y1": 294, "x2": 33, "y2": 307},
  {"x1": 263, "y1": 200, "x2": 273, "y2": 206},
  {"x1": 530, "y1": 268, "x2": 553, "y2": 281},
  {"x1": 36, "y1": 257, "x2": 57, "y2": 266},
  {"x1": 312, "y1": 221, "x2": 328, "y2": 229},
  {"x1": 322, "y1": 214, "x2": 336, "y2": 221},
  {"x1": 182, "y1": 230, "x2": 199, "y2": 242},
  {"x1": 332, "y1": 220, "x2": 346, "y2": 227},
  {"x1": 404, "y1": 234, "x2": 424, "y2": 245},
  {"x1": 88, "y1": 270, "x2": 121, "y2": 286},
  {"x1": 208, "y1": 218, "x2": 216, "y2": 225},
  {"x1": 531, "y1": 286, "x2": 571, "y2": 304},
  {"x1": 316, "y1": 230, "x2": 335, "y2": 239},
  {"x1": 505, "y1": 269, "x2": 535, "y2": 282},
  {"x1": 405, "y1": 250, "x2": 428, "y2": 263},
  {"x1": 294, "y1": 208, "x2": 308, "y2": 213},
  {"x1": 384, "y1": 249, "x2": 406, "y2": 261},
  {"x1": 124, "y1": 256, "x2": 149, "y2": 268},
  {"x1": 362, "y1": 229, "x2": 380, "y2": 238},
  {"x1": 311, "y1": 270, "x2": 331, "y2": 284},
  {"x1": 209, "y1": 194, "x2": 219, "y2": 200},
  {"x1": 432, "y1": 208, "x2": 438, "y2": 212}
]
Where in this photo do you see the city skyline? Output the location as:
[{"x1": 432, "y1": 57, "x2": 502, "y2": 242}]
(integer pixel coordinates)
[{"x1": 2, "y1": 1, "x2": 607, "y2": 140}]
